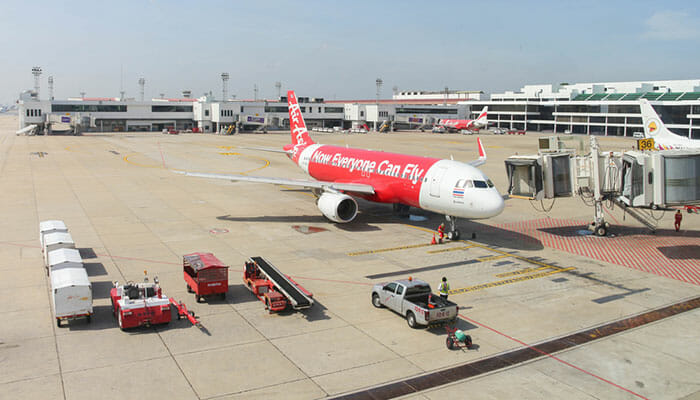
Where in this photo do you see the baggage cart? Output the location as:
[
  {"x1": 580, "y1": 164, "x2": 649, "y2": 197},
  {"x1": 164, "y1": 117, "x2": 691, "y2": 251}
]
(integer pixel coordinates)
[
  {"x1": 183, "y1": 252, "x2": 229, "y2": 302},
  {"x1": 51, "y1": 267, "x2": 92, "y2": 327}
]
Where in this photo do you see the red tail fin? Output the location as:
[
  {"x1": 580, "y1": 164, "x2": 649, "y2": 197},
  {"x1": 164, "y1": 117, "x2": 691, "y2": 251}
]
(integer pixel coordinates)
[{"x1": 288, "y1": 91, "x2": 314, "y2": 147}]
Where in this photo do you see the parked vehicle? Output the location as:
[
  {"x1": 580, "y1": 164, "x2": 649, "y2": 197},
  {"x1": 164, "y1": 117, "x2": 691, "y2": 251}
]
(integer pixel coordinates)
[
  {"x1": 492, "y1": 128, "x2": 506, "y2": 135},
  {"x1": 632, "y1": 131, "x2": 645, "y2": 139},
  {"x1": 431, "y1": 126, "x2": 446, "y2": 134},
  {"x1": 243, "y1": 257, "x2": 314, "y2": 313},
  {"x1": 183, "y1": 252, "x2": 229, "y2": 302},
  {"x1": 371, "y1": 278, "x2": 458, "y2": 328},
  {"x1": 110, "y1": 276, "x2": 171, "y2": 330},
  {"x1": 51, "y1": 268, "x2": 92, "y2": 327}
]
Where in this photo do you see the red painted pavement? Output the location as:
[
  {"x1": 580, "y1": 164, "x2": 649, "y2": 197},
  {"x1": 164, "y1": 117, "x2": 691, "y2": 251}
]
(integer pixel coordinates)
[{"x1": 495, "y1": 218, "x2": 700, "y2": 286}]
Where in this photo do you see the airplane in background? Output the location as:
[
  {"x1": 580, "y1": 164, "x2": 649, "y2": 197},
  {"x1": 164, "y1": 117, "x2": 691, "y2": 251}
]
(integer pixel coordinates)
[
  {"x1": 178, "y1": 91, "x2": 504, "y2": 240},
  {"x1": 640, "y1": 99, "x2": 700, "y2": 150},
  {"x1": 437, "y1": 106, "x2": 488, "y2": 132}
]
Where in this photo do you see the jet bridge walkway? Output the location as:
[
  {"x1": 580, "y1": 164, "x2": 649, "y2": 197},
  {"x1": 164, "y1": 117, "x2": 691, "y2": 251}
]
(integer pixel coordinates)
[{"x1": 250, "y1": 256, "x2": 313, "y2": 309}]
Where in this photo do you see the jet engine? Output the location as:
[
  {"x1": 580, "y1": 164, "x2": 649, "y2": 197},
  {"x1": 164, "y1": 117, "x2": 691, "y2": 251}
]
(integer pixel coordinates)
[{"x1": 317, "y1": 192, "x2": 358, "y2": 223}]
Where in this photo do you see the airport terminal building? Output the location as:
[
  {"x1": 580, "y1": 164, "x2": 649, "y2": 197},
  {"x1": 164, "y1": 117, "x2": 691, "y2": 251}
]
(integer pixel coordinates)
[
  {"x1": 17, "y1": 79, "x2": 700, "y2": 139},
  {"x1": 17, "y1": 91, "x2": 468, "y2": 134},
  {"x1": 468, "y1": 79, "x2": 700, "y2": 139}
]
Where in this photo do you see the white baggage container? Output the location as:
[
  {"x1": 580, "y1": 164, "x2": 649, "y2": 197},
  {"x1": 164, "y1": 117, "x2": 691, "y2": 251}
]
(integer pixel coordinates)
[
  {"x1": 50, "y1": 268, "x2": 92, "y2": 327},
  {"x1": 39, "y1": 220, "x2": 68, "y2": 248},
  {"x1": 43, "y1": 232, "x2": 75, "y2": 266},
  {"x1": 48, "y1": 248, "x2": 83, "y2": 275}
]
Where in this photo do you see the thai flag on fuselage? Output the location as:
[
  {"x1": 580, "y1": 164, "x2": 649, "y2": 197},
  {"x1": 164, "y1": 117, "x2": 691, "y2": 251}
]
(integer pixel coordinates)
[{"x1": 453, "y1": 187, "x2": 464, "y2": 197}]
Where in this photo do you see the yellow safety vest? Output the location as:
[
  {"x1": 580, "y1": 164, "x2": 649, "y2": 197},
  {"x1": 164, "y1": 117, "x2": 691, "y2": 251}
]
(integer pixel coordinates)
[{"x1": 439, "y1": 282, "x2": 449, "y2": 295}]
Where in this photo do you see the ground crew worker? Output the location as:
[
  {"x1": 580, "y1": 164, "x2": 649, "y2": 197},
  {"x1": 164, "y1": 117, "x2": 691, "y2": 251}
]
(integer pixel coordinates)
[
  {"x1": 438, "y1": 277, "x2": 449, "y2": 300},
  {"x1": 437, "y1": 223, "x2": 445, "y2": 244},
  {"x1": 675, "y1": 210, "x2": 683, "y2": 232}
]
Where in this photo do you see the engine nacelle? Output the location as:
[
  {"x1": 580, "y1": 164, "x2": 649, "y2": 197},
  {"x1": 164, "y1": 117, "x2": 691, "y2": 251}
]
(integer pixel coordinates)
[{"x1": 317, "y1": 192, "x2": 358, "y2": 223}]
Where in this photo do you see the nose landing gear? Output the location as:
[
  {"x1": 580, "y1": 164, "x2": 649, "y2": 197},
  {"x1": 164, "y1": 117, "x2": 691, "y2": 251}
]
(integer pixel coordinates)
[{"x1": 445, "y1": 215, "x2": 461, "y2": 240}]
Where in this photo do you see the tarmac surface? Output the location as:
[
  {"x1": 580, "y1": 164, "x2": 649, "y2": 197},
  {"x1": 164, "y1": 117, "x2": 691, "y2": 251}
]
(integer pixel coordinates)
[{"x1": 1, "y1": 114, "x2": 699, "y2": 400}]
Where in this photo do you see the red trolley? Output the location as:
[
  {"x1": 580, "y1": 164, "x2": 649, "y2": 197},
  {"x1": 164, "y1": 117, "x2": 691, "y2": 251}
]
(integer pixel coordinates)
[{"x1": 183, "y1": 252, "x2": 229, "y2": 302}]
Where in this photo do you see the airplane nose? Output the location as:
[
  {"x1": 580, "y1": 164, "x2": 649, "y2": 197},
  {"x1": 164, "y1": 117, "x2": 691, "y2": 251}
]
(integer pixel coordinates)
[{"x1": 485, "y1": 190, "x2": 505, "y2": 217}]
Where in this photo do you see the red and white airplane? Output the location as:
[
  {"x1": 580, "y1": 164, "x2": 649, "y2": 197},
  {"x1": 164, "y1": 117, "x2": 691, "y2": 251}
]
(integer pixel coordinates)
[
  {"x1": 179, "y1": 91, "x2": 504, "y2": 239},
  {"x1": 438, "y1": 106, "x2": 488, "y2": 132}
]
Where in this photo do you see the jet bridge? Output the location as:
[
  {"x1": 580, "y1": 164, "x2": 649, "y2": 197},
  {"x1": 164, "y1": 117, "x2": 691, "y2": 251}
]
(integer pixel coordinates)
[{"x1": 504, "y1": 136, "x2": 700, "y2": 236}]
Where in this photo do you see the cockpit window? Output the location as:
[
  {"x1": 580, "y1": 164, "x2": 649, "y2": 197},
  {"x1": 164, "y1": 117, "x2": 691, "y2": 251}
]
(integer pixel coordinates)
[
  {"x1": 464, "y1": 180, "x2": 473, "y2": 188},
  {"x1": 473, "y1": 180, "x2": 488, "y2": 188},
  {"x1": 456, "y1": 179, "x2": 465, "y2": 188},
  {"x1": 486, "y1": 179, "x2": 494, "y2": 188}
]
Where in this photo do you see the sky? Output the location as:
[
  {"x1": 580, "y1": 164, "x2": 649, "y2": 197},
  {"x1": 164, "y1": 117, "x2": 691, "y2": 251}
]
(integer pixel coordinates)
[{"x1": 1, "y1": 0, "x2": 699, "y2": 104}]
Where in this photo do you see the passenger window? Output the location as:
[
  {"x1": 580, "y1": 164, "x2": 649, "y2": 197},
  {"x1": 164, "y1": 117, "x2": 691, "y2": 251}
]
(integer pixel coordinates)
[
  {"x1": 396, "y1": 285, "x2": 404, "y2": 295},
  {"x1": 383, "y1": 282, "x2": 397, "y2": 293}
]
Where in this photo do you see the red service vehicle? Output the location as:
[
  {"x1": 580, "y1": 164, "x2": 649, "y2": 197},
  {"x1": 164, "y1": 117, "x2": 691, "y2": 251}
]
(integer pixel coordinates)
[
  {"x1": 243, "y1": 256, "x2": 313, "y2": 313},
  {"x1": 684, "y1": 205, "x2": 699, "y2": 213},
  {"x1": 507, "y1": 130, "x2": 526, "y2": 135},
  {"x1": 183, "y1": 252, "x2": 229, "y2": 302},
  {"x1": 110, "y1": 276, "x2": 171, "y2": 330}
]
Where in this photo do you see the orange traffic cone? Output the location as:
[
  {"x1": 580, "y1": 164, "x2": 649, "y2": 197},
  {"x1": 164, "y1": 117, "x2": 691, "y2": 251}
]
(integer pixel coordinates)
[{"x1": 431, "y1": 234, "x2": 437, "y2": 245}]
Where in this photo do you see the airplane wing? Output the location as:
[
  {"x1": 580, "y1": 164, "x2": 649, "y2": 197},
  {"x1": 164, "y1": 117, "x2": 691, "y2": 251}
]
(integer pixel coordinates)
[
  {"x1": 467, "y1": 138, "x2": 487, "y2": 167},
  {"x1": 176, "y1": 171, "x2": 376, "y2": 195}
]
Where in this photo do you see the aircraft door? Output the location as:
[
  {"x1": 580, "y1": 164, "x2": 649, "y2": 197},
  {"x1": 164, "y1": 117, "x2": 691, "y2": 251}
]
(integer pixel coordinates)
[{"x1": 430, "y1": 166, "x2": 448, "y2": 197}]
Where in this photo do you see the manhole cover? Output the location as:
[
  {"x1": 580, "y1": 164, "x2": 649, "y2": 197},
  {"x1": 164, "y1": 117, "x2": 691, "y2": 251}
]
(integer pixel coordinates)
[
  {"x1": 292, "y1": 225, "x2": 328, "y2": 234},
  {"x1": 209, "y1": 228, "x2": 229, "y2": 234},
  {"x1": 30, "y1": 152, "x2": 48, "y2": 157}
]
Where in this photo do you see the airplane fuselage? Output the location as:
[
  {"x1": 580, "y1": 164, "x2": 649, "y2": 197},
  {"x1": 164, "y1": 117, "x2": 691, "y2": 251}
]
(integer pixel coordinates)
[{"x1": 292, "y1": 144, "x2": 504, "y2": 219}]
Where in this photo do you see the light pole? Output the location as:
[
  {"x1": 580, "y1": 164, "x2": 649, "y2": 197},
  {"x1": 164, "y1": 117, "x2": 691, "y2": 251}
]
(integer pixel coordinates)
[
  {"x1": 48, "y1": 76, "x2": 54, "y2": 100},
  {"x1": 221, "y1": 72, "x2": 229, "y2": 101},
  {"x1": 138, "y1": 78, "x2": 145, "y2": 101},
  {"x1": 375, "y1": 78, "x2": 383, "y2": 131},
  {"x1": 32, "y1": 67, "x2": 42, "y2": 98}
]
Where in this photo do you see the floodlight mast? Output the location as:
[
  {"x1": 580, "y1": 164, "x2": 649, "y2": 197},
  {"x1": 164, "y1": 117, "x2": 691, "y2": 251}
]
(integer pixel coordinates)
[
  {"x1": 32, "y1": 67, "x2": 42, "y2": 98},
  {"x1": 221, "y1": 72, "x2": 229, "y2": 101}
]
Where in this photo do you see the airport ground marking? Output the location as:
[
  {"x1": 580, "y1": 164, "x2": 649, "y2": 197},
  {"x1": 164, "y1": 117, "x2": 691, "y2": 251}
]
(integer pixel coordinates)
[
  {"x1": 475, "y1": 254, "x2": 510, "y2": 262},
  {"x1": 217, "y1": 151, "x2": 270, "y2": 175},
  {"x1": 448, "y1": 267, "x2": 575, "y2": 295},
  {"x1": 495, "y1": 266, "x2": 549, "y2": 278},
  {"x1": 426, "y1": 245, "x2": 476, "y2": 254},
  {"x1": 458, "y1": 312, "x2": 650, "y2": 400},
  {"x1": 123, "y1": 153, "x2": 162, "y2": 168},
  {"x1": 348, "y1": 242, "x2": 435, "y2": 256}
]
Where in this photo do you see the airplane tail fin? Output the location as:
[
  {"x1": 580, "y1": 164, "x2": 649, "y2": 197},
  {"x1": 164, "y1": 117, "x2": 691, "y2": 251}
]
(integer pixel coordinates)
[
  {"x1": 287, "y1": 90, "x2": 315, "y2": 147},
  {"x1": 468, "y1": 138, "x2": 487, "y2": 167},
  {"x1": 639, "y1": 99, "x2": 676, "y2": 143},
  {"x1": 476, "y1": 106, "x2": 488, "y2": 126}
]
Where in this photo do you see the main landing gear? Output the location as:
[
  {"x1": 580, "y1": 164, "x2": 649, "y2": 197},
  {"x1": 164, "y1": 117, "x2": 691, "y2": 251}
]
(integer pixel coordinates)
[
  {"x1": 445, "y1": 215, "x2": 460, "y2": 240},
  {"x1": 393, "y1": 203, "x2": 411, "y2": 217}
]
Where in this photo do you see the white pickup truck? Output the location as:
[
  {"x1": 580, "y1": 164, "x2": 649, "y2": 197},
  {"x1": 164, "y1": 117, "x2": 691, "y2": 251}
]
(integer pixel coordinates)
[{"x1": 371, "y1": 278, "x2": 458, "y2": 328}]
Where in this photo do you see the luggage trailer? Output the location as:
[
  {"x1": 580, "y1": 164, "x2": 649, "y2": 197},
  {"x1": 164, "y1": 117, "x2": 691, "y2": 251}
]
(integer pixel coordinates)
[
  {"x1": 243, "y1": 256, "x2": 313, "y2": 313},
  {"x1": 183, "y1": 252, "x2": 229, "y2": 302}
]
